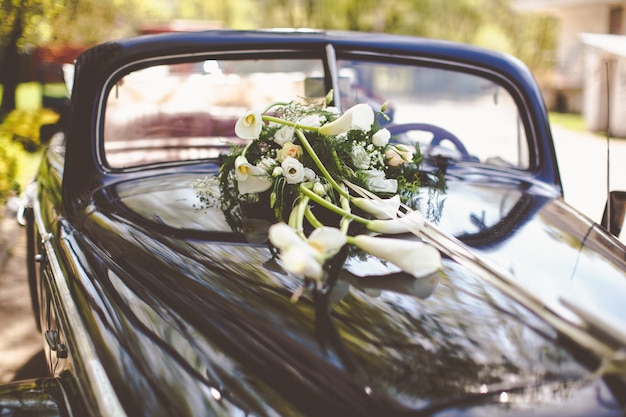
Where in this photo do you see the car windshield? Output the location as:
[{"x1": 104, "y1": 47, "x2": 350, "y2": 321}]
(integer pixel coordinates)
[{"x1": 102, "y1": 56, "x2": 529, "y2": 170}]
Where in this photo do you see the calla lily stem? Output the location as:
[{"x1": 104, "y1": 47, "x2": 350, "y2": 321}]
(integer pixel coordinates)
[{"x1": 298, "y1": 184, "x2": 371, "y2": 227}]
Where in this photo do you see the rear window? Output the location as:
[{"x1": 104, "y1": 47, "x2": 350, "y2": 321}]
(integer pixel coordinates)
[{"x1": 102, "y1": 56, "x2": 529, "y2": 170}]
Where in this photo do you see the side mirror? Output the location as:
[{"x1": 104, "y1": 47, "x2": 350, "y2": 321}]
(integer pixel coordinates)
[{"x1": 601, "y1": 191, "x2": 626, "y2": 239}]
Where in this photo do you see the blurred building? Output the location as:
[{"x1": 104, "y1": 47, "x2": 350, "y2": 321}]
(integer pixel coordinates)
[{"x1": 513, "y1": 0, "x2": 626, "y2": 135}]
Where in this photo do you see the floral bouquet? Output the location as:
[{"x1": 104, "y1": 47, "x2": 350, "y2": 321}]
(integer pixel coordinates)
[{"x1": 200, "y1": 92, "x2": 442, "y2": 299}]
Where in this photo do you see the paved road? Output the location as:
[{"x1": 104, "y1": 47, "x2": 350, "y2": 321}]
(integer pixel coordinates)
[
  {"x1": 0, "y1": 213, "x2": 46, "y2": 383},
  {"x1": 0, "y1": 126, "x2": 624, "y2": 383},
  {"x1": 553, "y1": 125, "x2": 626, "y2": 223}
]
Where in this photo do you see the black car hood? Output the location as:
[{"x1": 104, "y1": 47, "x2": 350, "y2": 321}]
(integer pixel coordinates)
[{"x1": 68, "y1": 170, "x2": 626, "y2": 416}]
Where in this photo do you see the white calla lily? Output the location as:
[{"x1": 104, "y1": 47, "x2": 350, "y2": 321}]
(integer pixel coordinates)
[
  {"x1": 281, "y1": 244, "x2": 324, "y2": 280},
  {"x1": 268, "y1": 222, "x2": 302, "y2": 250},
  {"x1": 307, "y1": 226, "x2": 347, "y2": 258},
  {"x1": 352, "y1": 234, "x2": 441, "y2": 278},
  {"x1": 235, "y1": 110, "x2": 263, "y2": 139},
  {"x1": 318, "y1": 103, "x2": 374, "y2": 136},
  {"x1": 352, "y1": 195, "x2": 401, "y2": 219},
  {"x1": 268, "y1": 223, "x2": 346, "y2": 281},
  {"x1": 235, "y1": 155, "x2": 273, "y2": 194},
  {"x1": 366, "y1": 210, "x2": 424, "y2": 234}
]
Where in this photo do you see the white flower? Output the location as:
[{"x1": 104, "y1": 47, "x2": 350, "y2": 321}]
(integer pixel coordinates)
[
  {"x1": 313, "y1": 181, "x2": 326, "y2": 196},
  {"x1": 235, "y1": 155, "x2": 273, "y2": 194},
  {"x1": 277, "y1": 142, "x2": 303, "y2": 162},
  {"x1": 272, "y1": 166, "x2": 283, "y2": 177},
  {"x1": 274, "y1": 125, "x2": 295, "y2": 145},
  {"x1": 352, "y1": 195, "x2": 401, "y2": 219},
  {"x1": 372, "y1": 128, "x2": 391, "y2": 146},
  {"x1": 362, "y1": 169, "x2": 398, "y2": 194},
  {"x1": 385, "y1": 144, "x2": 414, "y2": 166},
  {"x1": 304, "y1": 168, "x2": 316, "y2": 181},
  {"x1": 366, "y1": 210, "x2": 425, "y2": 234},
  {"x1": 235, "y1": 110, "x2": 263, "y2": 139},
  {"x1": 298, "y1": 114, "x2": 322, "y2": 128},
  {"x1": 268, "y1": 222, "x2": 302, "y2": 249},
  {"x1": 351, "y1": 144, "x2": 371, "y2": 169},
  {"x1": 281, "y1": 246, "x2": 324, "y2": 280},
  {"x1": 269, "y1": 223, "x2": 346, "y2": 280},
  {"x1": 352, "y1": 234, "x2": 441, "y2": 278},
  {"x1": 281, "y1": 156, "x2": 305, "y2": 184},
  {"x1": 318, "y1": 103, "x2": 375, "y2": 136}
]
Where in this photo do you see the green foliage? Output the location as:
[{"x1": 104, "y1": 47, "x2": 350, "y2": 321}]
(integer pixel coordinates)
[
  {"x1": 549, "y1": 112, "x2": 587, "y2": 133},
  {"x1": 0, "y1": 107, "x2": 56, "y2": 203},
  {"x1": 2, "y1": 0, "x2": 556, "y2": 77},
  {"x1": 0, "y1": 108, "x2": 59, "y2": 151},
  {"x1": 0, "y1": 132, "x2": 20, "y2": 203}
]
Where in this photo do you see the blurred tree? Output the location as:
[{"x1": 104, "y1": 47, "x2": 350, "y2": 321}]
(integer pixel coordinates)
[
  {"x1": 0, "y1": 0, "x2": 59, "y2": 118},
  {"x1": 0, "y1": 0, "x2": 555, "y2": 119}
]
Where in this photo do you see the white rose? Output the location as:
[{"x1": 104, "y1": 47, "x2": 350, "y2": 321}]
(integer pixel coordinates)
[
  {"x1": 372, "y1": 128, "x2": 391, "y2": 147},
  {"x1": 362, "y1": 169, "x2": 397, "y2": 194},
  {"x1": 304, "y1": 168, "x2": 316, "y2": 181},
  {"x1": 351, "y1": 145, "x2": 371, "y2": 169},
  {"x1": 274, "y1": 125, "x2": 295, "y2": 145},
  {"x1": 298, "y1": 114, "x2": 322, "y2": 128},
  {"x1": 281, "y1": 156, "x2": 306, "y2": 184}
]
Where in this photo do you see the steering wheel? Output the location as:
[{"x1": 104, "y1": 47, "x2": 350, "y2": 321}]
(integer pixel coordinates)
[{"x1": 387, "y1": 123, "x2": 476, "y2": 161}]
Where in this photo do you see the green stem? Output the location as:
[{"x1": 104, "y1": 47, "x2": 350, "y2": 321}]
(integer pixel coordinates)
[
  {"x1": 304, "y1": 206, "x2": 323, "y2": 229},
  {"x1": 339, "y1": 189, "x2": 352, "y2": 234},
  {"x1": 261, "y1": 114, "x2": 348, "y2": 198},
  {"x1": 299, "y1": 185, "x2": 370, "y2": 226},
  {"x1": 289, "y1": 196, "x2": 309, "y2": 239},
  {"x1": 261, "y1": 102, "x2": 291, "y2": 114},
  {"x1": 262, "y1": 115, "x2": 320, "y2": 133},
  {"x1": 294, "y1": 128, "x2": 348, "y2": 198}
]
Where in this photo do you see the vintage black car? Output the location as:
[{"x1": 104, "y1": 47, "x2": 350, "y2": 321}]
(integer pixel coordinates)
[{"x1": 2, "y1": 29, "x2": 626, "y2": 416}]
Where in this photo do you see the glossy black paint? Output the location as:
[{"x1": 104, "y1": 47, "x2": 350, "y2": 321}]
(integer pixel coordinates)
[{"x1": 11, "y1": 30, "x2": 626, "y2": 416}]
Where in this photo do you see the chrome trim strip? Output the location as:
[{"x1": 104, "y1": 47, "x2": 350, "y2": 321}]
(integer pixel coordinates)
[{"x1": 32, "y1": 192, "x2": 128, "y2": 417}]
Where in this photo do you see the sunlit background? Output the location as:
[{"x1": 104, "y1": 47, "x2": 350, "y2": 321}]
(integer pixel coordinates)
[{"x1": 1, "y1": 0, "x2": 625, "y2": 220}]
